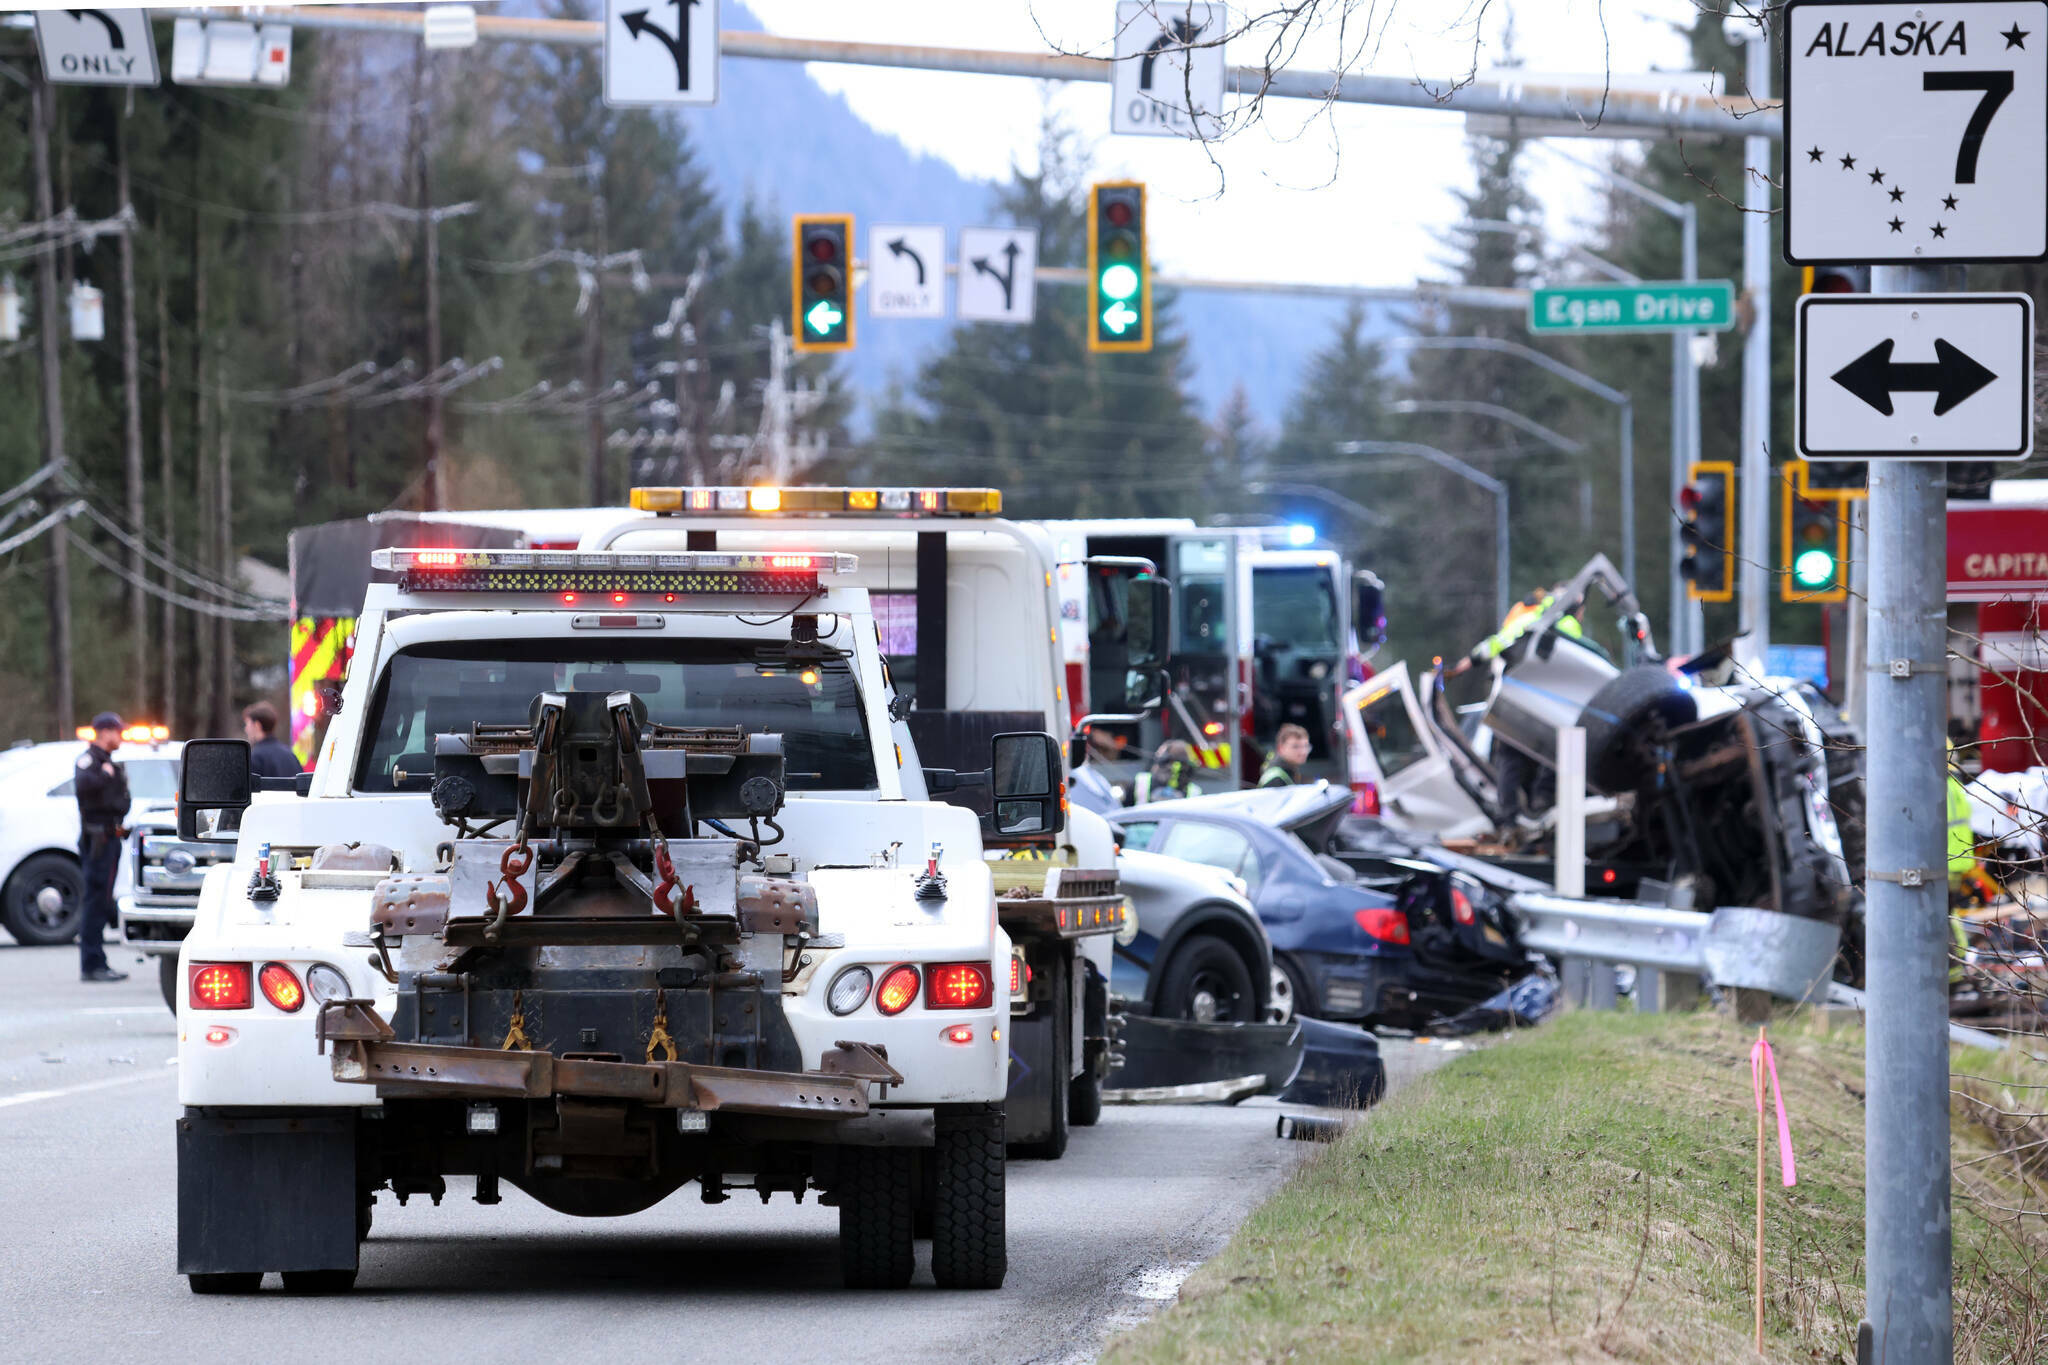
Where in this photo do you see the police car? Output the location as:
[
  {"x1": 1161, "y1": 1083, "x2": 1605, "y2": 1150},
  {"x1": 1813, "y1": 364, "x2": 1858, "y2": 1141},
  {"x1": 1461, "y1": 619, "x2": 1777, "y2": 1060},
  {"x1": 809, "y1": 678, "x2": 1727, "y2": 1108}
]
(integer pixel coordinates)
[{"x1": 0, "y1": 730, "x2": 183, "y2": 947}]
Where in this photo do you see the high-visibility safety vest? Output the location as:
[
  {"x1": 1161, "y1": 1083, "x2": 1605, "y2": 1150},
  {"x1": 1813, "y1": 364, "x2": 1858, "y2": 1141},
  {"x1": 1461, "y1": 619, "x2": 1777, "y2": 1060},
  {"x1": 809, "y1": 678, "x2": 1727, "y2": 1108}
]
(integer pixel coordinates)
[
  {"x1": 1481, "y1": 595, "x2": 1583, "y2": 660},
  {"x1": 1947, "y1": 776, "x2": 1975, "y2": 883}
]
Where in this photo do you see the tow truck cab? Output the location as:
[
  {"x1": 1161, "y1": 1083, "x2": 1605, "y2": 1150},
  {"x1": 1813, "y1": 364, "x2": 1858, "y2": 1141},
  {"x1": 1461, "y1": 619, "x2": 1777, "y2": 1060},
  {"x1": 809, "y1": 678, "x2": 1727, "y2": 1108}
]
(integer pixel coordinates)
[{"x1": 173, "y1": 547, "x2": 1076, "y2": 1292}]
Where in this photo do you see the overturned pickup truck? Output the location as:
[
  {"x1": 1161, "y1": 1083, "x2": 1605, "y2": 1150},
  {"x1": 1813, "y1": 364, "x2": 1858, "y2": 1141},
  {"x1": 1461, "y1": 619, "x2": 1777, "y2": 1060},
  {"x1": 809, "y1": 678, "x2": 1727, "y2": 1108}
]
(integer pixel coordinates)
[{"x1": 1342, "y1": 556, "x2": 1858, "y2": 943}]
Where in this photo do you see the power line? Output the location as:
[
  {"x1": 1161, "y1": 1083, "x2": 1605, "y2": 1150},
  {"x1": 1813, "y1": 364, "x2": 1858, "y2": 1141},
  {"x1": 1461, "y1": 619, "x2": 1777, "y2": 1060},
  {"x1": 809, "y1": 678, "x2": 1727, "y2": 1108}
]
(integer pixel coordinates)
[{"x1": 66, "y1": 530, "x2": 287, "y2": 622}]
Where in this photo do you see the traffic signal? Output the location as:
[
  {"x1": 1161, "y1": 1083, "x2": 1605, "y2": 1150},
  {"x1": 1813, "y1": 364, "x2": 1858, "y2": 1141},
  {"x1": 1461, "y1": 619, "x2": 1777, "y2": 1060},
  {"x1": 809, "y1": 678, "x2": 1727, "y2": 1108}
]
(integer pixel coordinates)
[
  {"x1": 1679, "y1": 460, "x2": 1735, "y2": 602},
  {"x1": 791, "y1": 215, "x2": 853, "y2": 353},
  {"x1": 1782, "y1": 461, "x2": 1848, "y2": 602},
  {"x1": 1087, "y1": 182, "x2": 1151, "y2": 354},
  {"x1": 1800, "y1": 265, "x2": 1870, "y2": 295}
]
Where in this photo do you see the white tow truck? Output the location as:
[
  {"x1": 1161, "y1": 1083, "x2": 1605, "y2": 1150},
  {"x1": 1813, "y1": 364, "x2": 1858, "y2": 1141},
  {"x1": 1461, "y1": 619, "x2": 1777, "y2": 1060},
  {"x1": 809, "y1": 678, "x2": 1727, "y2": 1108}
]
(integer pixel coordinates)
[{"x1": 170, "y1": 542, "x2": 1122, "y2": 1292}]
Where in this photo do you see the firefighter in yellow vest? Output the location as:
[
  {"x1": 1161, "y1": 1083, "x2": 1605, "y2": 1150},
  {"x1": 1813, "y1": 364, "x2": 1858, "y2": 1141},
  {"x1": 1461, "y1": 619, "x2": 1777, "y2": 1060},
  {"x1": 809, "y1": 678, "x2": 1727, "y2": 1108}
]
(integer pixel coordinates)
[{"x1": 1947, "y1": 762, "x2": 1984, "y2": 987}]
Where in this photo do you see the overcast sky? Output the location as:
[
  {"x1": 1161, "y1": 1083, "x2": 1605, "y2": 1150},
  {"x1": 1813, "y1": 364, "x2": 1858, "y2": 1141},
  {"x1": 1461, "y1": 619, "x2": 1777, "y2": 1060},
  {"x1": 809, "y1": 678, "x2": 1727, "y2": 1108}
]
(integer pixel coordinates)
[{"x1": 743, "y1": 0, "x2": 1715, "y2": 289}]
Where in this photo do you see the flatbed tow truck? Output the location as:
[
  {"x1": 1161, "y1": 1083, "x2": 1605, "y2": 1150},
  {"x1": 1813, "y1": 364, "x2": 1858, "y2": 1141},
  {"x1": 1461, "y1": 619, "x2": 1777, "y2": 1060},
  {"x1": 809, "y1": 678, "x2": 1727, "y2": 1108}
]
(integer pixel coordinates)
[{"x1": 170, "y1": 539, "x2": 1127, "y2": 1292}]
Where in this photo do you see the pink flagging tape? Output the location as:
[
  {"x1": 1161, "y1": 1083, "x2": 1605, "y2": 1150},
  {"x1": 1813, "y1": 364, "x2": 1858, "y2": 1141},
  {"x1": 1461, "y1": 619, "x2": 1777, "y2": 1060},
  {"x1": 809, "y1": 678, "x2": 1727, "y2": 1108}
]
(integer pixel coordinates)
[{"x1": 1751, "y1": 1033, "x2": 1798, "y2": 1188}]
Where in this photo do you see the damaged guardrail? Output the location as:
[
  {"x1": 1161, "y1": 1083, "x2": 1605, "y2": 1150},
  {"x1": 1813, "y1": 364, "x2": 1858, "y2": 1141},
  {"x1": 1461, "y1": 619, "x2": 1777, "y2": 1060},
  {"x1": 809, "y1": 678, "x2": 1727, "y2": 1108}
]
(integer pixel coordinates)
[{"x1": 1511, "y1": 893, "x2": 1842, "y2": 1008}]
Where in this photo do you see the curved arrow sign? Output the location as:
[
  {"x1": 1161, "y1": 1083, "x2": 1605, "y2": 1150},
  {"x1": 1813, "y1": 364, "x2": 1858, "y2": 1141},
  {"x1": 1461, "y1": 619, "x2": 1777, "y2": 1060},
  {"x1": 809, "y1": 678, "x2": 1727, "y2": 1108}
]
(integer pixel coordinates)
[
  {"x1": 604, "y1": 0, "x2": 717, "y2": 107},
  {"x1": 1797, "y1": 293, "x2": 2033, "y2": 461},
  {"x1": 34, "y1": 8, "x2": 159, "y2": 86}
]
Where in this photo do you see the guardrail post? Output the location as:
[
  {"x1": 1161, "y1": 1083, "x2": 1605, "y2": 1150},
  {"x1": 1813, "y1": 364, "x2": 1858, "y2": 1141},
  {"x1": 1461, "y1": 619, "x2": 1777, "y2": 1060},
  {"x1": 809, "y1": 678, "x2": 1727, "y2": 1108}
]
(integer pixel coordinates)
[{"x1": 1553, "y1": 727, "x2": 1615, "y2": 1008}]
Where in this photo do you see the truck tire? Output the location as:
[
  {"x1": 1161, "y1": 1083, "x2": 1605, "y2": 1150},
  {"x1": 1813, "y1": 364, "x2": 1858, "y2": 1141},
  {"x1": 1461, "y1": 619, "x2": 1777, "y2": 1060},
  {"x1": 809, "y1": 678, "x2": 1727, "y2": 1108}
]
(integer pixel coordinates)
[
  {"x1": 1007, "y1": 958, "x2": 1069, "y2": 1160},
  {"x1": 1155, "y1": 934, "x2": 1259, "y2": 1024},
  {"x1": 159, "y1": 955, "x2": 179, "y2": 1012},
  {"x1": 1068, "y1": 1068, "x2": 1103, "y2": 1128},
  {"x1": 2, "y1": 852, "x2": 83, "y2": 946},
  {"x1": 281, "y1": 1269, "x2": 357, "y2": 1293},
  {"x1": 1070, "y1": 963, "x2": 1107, "y2": 1128},
  {"x1": 931, "y1": 1109, "x2": 1006, "y2": 1290},
  {"x1": 837, "y1": 1145, "x2": 915, "y2": 1289},
  {"x1": 1577, "y1": 666, "x2": 1699, "y2": 795},
  {"x1": 187, "y1": 1272, "x2": 262, "y2": 1295}
]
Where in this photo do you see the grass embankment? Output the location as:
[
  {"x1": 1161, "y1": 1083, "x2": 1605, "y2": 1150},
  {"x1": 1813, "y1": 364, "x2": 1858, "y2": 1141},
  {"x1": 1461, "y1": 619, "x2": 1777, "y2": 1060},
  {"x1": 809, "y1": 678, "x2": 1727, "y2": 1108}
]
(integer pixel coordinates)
[{"x1": 1105, "y1": 1011, "x2": 2048, "y2": 1364}]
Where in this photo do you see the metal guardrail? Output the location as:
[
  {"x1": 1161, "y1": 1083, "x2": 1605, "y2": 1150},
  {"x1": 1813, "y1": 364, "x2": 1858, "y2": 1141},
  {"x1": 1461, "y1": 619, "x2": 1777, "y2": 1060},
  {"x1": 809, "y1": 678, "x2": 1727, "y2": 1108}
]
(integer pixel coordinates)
[{"x1": 1511, "y1": 893, "x2": 1843, "y2": 1006}]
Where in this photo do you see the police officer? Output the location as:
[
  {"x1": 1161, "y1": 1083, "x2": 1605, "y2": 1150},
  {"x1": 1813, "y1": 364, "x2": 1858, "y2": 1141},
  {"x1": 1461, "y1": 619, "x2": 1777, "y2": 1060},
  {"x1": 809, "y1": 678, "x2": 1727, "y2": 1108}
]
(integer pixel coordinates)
[
  {"x1": 243, "y1": 701, "x2": 302, "y2": 780},
  {"x1": 74, "y1": 712, "x2": 130, "y2": 983}
]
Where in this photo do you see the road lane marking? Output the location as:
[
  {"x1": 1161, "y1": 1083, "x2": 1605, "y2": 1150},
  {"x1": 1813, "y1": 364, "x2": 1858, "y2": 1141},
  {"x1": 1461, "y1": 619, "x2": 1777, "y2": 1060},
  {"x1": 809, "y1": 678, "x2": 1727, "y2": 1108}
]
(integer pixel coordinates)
[{"x1": 0, "y1": 1069, "x2": 174, "y2": 1110}]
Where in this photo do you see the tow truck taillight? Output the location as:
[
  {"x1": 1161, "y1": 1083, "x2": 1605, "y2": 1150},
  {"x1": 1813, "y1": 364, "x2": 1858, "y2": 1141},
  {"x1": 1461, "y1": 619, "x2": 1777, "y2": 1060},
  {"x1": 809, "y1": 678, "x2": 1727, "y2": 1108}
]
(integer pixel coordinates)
[
  {"x1": 190, "y1": 962, "x2": 252, "y2": 1010},
  {"x1": 1350, "y1": 781, "x2": 1380, "y2": 817},
  {"x1": 1450, "y1": 888, "x2": 1476, "y2": 927},
  {"x1": 876, "y1": 965, "x2": 920, "y2": 1015},
  {"x1": 259, "y1": 962, "x2": 306, "y2": 1012},
  {"x1": 1354, "y1": 907, "x2": 1412, "y2": 946},
  {"x1": 926, "y1": 962, "x2": 992, "y2": 1010}
]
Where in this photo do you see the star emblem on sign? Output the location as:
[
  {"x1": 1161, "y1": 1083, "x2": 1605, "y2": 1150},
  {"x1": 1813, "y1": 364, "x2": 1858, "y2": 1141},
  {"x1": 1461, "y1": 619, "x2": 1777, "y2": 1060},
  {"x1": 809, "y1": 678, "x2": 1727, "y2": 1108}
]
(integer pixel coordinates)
[{"x1": 2005, "y1": 23, "x2": 2029, "y2": 48}]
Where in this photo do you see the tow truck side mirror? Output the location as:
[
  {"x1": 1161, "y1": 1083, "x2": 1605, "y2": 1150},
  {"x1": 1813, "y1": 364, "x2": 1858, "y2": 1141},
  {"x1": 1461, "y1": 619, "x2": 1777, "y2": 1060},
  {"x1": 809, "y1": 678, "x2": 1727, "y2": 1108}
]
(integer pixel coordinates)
[
  {"x1": 1125, "y1": 575, "x2": 1172, "y2": 673},
  {"x1": 1354, "y1": 571, "x2": 1387, "y2": 656},
  {"x1": 177, "y1": 739, "x2": 252, "y2": 843},
  {"x1": 990, "y1": 732, "x2": 1066, "y2": 837}
]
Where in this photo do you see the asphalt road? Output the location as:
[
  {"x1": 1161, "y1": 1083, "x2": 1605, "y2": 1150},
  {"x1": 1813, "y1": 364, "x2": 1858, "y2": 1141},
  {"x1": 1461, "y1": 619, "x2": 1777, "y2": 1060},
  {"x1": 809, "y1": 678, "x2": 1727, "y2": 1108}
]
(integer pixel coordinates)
[{"x1": 0, "y1": 940, "x2": 1453, "y2": 1364}]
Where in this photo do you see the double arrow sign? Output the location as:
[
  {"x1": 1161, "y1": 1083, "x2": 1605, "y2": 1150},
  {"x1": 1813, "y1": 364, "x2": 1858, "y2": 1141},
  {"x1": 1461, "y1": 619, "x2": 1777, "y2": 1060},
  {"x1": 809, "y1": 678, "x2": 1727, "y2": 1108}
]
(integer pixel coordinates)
[
  {"x1": 1829, "y1": 337, "x2": 1997, "y2": 417},
  {"x1": 1796, "y1": 293, "x2": 2033, "y2": 461}
]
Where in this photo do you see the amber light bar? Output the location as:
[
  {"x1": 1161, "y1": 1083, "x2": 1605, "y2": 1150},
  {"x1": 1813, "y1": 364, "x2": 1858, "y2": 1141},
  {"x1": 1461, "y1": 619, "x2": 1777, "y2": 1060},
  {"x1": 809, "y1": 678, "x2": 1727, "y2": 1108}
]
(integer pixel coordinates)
[
  {"x1": 629, "y1": 486, "x2": 1002, "y2": 517},
  {"x1": 370, "y1": 547, "x2": 856, "y2": 597}
]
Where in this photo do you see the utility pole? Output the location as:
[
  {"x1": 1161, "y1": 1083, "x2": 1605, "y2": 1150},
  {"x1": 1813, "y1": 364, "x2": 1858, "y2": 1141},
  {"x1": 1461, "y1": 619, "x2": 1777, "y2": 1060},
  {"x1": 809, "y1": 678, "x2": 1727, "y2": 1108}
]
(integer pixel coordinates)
[
  {"x1": 421, "y1": 174, "x2": 444, "y2": 511},
  {"x1": 1677, "y1": 202, "x2": 1702, "y2": 655},
  {"x1": 155, "y1": 251, "x2": 177, "y2": 736},
  {"x1": 117, "y1": 104, "x2": 147, "y2": 712},
  {"x1": 1862, "y1": 259, "x2": 1957, "y2": 1364},
  {"x1": 1734, "y1": 21, "x2": 1774, "y2": 675},
  {"x1": 192, "y1": 198, "x2": 214, "y2": 731},
  {"x1": 585, "y1": 160, "x2": 608, "y2": 507},
  {"x1": 30, "y1": 71, "x2": 72, "y2": 735},
  {"x1": 215, "y1": 344, "x2": 233, "y2": 733}
]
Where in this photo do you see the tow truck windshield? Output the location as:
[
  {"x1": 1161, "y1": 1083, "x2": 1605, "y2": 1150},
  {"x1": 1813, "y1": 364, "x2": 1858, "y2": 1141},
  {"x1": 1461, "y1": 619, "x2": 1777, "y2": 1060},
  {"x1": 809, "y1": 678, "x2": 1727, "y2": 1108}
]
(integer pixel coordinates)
[{"x1": 354, "y1": 640, "x2": 878, "y2": 793}]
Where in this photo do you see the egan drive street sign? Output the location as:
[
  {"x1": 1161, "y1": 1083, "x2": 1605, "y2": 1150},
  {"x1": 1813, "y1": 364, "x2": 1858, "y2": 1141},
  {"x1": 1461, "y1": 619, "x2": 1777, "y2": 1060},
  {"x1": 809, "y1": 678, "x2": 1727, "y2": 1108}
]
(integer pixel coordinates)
[
  {"x1": 1527, "y1": 281, "x2": 1737, "y2": 334},
  {"x1": 1784, "y1": 0, "x2": 2048, "y2": 264},
  {"x1": 1795, "y1": 293, "x2": 2034, "y2": 459}
]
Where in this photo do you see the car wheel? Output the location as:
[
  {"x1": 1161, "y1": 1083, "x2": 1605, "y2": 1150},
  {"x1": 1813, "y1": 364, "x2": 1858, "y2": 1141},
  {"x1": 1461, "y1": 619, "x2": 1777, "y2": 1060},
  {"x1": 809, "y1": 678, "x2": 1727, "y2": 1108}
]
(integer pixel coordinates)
[
  {"x1": 1264, "y1": 964, "x2": 1292, "y2": 1023},
  {"x1": 1577, "y1": 666, "x2": 1698, "y2": 795},
  {"x1": 837, "y1": 1145, "x2": 916, "y2": 1288},
  {"x1": 930, "y1": 1108, "x2": 1006, "y2": 1289},
  {"x1": 2, "y1": 852, "x2": 84, "y2": 946},
  {"x1": 158, "y1": 955, "x2": 180, "y2": 1012},
  {"x1": 1267, "y1": 960, "x2": 1313, "y2": 1023},
  {"x1": 1156, "y1": 934, "x2": 1259, "y2": 1024}
]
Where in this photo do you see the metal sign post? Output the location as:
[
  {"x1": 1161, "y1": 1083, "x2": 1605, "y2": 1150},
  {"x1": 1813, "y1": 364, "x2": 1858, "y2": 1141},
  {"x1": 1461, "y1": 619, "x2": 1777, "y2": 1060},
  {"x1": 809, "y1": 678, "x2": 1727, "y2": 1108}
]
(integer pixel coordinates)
[
  {"x1": 1778, "y1": 1, "x2": 2048, "y2": 1355},
  {"x1": 1862, "y1": 264, "x2": 1957, "y2": 1365}
]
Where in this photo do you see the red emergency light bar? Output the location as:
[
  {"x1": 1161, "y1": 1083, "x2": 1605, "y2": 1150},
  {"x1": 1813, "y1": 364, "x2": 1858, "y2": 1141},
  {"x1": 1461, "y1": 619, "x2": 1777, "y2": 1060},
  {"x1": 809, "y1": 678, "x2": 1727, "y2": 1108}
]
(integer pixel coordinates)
[{"x1": 369, "y1": 547, "x2": 856, "y2": 598}]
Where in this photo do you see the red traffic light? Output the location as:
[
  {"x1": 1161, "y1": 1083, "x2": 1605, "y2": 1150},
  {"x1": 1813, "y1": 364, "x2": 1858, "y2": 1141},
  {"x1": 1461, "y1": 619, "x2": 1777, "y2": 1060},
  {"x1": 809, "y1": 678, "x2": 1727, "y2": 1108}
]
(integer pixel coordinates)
[
  {"x1": 807, "y1": 235, "x2": 839, "y2": 263},
  {"x1": 1105, "y1": 200, "x2": 1133, "y2": 227},
  {"x1": 1679, "y1": 485, "x2": 1703, "y2": 512}
]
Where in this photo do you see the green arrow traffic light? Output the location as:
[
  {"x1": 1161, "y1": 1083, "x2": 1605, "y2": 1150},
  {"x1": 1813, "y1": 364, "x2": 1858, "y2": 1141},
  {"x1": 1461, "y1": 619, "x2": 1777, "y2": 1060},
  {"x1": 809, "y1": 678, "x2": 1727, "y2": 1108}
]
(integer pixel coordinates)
[
  {"x1": 1102, "y1": 300, "x2": 1139, "y2": 335},
  {"x1": 806, "y1": 299, "x2": 843, "y2": 336}
]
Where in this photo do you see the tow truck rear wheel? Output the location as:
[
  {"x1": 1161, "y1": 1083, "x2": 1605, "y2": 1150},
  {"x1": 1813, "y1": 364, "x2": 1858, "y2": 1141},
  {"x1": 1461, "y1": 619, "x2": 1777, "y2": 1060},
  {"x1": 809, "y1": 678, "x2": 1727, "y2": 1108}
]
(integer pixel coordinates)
[
  {"x1": 931, "y1": 1108, "x2": 1006, "y2": 1289},
  {"x1": 187, "y1": 1272, "x2": 262, "y2": 1295},
  {"x1": 837, "y1": 1146, "x2": 916, "y2": 1289},
  {"x1": 281, "y1": 1269, "x2": 357, "y2": 1294}
]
